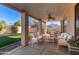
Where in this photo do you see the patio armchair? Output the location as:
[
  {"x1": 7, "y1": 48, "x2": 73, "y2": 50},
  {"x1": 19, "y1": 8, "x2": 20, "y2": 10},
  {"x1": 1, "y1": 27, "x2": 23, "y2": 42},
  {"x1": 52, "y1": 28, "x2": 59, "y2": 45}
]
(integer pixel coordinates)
[
  {"x1": 28, "y1": 33, "x2": 38, "y2": 44},
  {"x1": 28, "y1": 32, "x2": 44, "y2": 44},
  {"x1": 57, "y1": 33, "x2": 72, "y2": 47}
]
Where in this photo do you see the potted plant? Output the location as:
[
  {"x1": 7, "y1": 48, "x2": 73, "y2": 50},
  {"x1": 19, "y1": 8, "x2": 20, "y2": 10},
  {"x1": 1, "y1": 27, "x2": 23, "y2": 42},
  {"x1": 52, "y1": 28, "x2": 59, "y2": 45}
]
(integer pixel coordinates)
[{"x1": 67, "y1": 38, "x2": 79, "y2": 55}]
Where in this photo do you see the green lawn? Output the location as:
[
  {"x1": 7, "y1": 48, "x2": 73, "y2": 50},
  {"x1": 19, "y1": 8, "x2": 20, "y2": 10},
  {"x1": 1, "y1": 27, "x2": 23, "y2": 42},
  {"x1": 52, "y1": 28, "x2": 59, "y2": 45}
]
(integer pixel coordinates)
[{"x1": 0, "y1": 34, "x2": 21, "y2": 48}]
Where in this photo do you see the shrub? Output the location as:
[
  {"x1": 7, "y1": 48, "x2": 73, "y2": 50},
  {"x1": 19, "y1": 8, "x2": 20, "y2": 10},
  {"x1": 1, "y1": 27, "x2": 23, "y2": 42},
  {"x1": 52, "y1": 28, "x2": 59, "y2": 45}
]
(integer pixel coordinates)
[{"x1": 68, "y1": 38, "x2": 79, "y2": 47}]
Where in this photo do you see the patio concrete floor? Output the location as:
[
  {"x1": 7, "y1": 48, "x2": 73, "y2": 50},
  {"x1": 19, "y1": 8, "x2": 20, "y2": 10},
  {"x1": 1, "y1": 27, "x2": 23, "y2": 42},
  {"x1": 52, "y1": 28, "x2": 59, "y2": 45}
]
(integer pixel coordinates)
[{"x1": 5, "y1": 43, "x2": 69, "y2": 55}]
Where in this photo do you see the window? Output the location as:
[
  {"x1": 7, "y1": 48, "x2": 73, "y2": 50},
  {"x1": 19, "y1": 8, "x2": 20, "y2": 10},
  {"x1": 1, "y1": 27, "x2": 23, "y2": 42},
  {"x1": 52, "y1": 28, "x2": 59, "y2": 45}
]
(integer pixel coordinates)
[
  {"x1": 47, "y1": 21, "x2": 61, "y2": 28},
  {"x1": 46, "y1": 21, "x2": 61, "y2": 33}
]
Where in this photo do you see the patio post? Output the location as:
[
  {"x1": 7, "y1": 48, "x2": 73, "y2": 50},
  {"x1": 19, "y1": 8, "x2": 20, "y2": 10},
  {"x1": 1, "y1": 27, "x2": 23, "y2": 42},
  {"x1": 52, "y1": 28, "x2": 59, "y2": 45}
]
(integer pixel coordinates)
[
  {"x1": 21, "y1": 11, "x2": 29, "y2": 47},
  {"x1": 44, "y1": 21, "x2": 47, "y2": 34},
  {"x1": 61, "y1": 20, "x2": 64, "y2": 33},
  {"x1": 39, "y1": 20, "x2": 43, "y2": 35}
]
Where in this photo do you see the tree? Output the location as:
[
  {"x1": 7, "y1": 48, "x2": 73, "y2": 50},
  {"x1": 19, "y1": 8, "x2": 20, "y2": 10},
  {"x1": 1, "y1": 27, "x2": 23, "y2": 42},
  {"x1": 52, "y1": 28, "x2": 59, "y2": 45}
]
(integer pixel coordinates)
[
  {"x1": 11, "y1": 20, "x2": 21, "y2": 33},
  {"x1": 14, "y1": 20, "x2": 21, "y2": 27},
  {"x1": 0, "y1": 21, "x2": 7, "y2": 31}
]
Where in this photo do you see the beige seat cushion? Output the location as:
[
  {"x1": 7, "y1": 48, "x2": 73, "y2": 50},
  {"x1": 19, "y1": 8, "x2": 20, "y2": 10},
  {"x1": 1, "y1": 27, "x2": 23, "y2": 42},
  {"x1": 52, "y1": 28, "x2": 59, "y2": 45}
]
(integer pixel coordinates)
[{"x1": 58, "y1": 39, "x2": 68, "y2": 46}]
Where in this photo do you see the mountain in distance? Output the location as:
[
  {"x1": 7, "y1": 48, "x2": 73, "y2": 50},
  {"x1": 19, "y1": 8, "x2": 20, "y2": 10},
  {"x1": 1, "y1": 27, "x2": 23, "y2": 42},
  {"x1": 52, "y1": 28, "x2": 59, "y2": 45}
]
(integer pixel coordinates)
[{"x1": 47, "y1": 23, "x2": 60, "y2": 28}]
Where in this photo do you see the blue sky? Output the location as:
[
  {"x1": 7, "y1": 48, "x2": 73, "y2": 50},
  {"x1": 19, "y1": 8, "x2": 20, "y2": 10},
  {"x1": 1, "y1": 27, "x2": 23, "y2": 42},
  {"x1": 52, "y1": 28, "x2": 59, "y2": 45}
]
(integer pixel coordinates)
[
  {"x1": 0, "y1": 4, "x2": 21, "y2": 25},
  {"x1": 0, "y1": 4, "x2": 38, "y2": 26}
]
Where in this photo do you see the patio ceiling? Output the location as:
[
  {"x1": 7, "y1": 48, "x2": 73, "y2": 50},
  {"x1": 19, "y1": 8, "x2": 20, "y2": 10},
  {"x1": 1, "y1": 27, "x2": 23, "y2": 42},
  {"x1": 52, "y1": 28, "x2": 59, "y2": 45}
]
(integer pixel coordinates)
[{"x1": 5, "y1": 3, "x2": 76, "y2": 21}]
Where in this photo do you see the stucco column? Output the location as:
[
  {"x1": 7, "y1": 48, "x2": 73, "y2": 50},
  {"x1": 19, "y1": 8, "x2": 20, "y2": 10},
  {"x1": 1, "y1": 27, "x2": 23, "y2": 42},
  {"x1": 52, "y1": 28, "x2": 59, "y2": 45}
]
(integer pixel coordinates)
[
  {"x1": 37, "y1": 20, "x2": 42, "y2": 35},
  {"x1": 41, "y1": 21, "x2": 43, "y2": 35},
  {"x1": 44, "y1": 21, "x2": 47, "y2": 34},
  {"x1": 39, "y1": 20, "x2": 43, "y2": 35},
  {"x1": 61, "y1": 20, "x2": 64, "y2": 33},
  {"x1": 21, "y1": 11, "x2": 29, "y2": 46}
]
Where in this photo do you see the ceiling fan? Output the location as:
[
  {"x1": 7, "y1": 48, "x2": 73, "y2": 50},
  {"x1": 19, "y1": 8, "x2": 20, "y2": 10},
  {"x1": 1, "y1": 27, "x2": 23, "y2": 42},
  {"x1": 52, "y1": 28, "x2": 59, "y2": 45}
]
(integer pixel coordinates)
[{"x1": 48, "y1": 13, "x2": 55, "y2": 21}]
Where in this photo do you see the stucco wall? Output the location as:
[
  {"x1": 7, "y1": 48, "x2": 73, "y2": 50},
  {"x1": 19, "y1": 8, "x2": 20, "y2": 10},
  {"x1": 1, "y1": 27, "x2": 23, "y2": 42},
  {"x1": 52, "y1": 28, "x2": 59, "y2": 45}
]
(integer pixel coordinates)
[
  {"x1": 17, "y1": 26, "x2": 21, "y2": 33},
  {"x1": 64, "y1": 4, "x2": 75, "y2": 36}
]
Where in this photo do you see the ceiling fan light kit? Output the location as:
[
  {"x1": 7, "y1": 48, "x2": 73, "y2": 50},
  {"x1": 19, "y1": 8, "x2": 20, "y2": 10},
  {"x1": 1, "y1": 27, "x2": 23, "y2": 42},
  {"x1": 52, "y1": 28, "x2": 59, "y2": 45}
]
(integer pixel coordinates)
[{"x1": 47, "y1": 12, "x2": 55, "y2": 21}]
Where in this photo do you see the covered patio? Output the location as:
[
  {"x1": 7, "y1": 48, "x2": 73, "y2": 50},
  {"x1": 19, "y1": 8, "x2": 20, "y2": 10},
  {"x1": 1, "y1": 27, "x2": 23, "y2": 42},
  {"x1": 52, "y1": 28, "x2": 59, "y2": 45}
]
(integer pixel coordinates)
[{"x1": 1, "y1": 3, "x2": 78, "y2": 55}]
